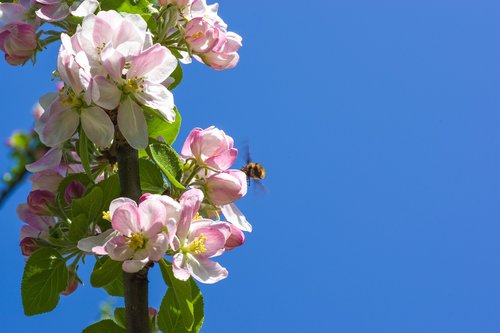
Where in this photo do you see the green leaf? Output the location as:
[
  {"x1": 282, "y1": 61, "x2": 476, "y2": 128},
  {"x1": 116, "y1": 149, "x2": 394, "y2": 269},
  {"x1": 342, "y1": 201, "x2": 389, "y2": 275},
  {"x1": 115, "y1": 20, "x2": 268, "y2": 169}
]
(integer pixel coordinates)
[
  {"x1": 100, "y1": 0, "x2": 150, "y2": 15},
  {"x1": 158, "y1": 288, "x2": 183, "y2": 333},
  {"x1": 158, "y1": 260, "x2": 204, "y2": 332},
  {"x1": 139, "y1": 158, "x2": 166, "y2": 194},
  {"x1": 103, "y1": 277, "x2": 125, "y2": 297},
  {"x1": 68, "y1": 214, "x2": 89, "y2": 242},
  {"x1": 91, "y1": 257, "x2": 123, "y2": 288},
  {"x1": 145, "y1": 106, "x2": 182, "y2": 145},
  {"x1": 114, "y1": 308, "x2": 127, "y2": 329},
  {"x1": 168, "y1": 64, "x2": 183, "y2": 90},
  {"x1": 97, "y1": 174, "x2": 120, "y2": 210},
  {"x1": 72, "y1": 186, "x2": 104, "y2": 223},
  {"x1": 83, "y1": 319, "x2": 126, "y2": 333},
  {"x1": 148, "y1": 143, "x2": 185, "y2": 190},
  {"x1": 22, "y1": 248, "x2": 69, "y2": 316}
]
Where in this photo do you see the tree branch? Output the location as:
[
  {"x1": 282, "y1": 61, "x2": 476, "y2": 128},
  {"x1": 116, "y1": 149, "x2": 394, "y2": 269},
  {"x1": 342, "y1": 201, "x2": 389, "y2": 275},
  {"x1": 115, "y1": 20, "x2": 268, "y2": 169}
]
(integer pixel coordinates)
[{"x1": 116, "y1": 142, "x2": 149, "y2": 333}]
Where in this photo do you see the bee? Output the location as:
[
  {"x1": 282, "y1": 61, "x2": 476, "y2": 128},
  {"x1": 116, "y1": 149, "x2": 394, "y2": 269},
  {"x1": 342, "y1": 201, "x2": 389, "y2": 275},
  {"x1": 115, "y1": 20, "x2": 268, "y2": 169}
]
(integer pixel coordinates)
[{"x1": 241, "y1": 145, "x2": 266, "y2": 189}]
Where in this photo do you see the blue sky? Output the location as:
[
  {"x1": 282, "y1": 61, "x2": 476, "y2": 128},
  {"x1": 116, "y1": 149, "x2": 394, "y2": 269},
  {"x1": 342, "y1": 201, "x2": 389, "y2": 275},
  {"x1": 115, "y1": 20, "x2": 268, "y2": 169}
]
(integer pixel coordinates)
[{"x1": 1, "y1": 0, "x2": 500, "y2": 332}]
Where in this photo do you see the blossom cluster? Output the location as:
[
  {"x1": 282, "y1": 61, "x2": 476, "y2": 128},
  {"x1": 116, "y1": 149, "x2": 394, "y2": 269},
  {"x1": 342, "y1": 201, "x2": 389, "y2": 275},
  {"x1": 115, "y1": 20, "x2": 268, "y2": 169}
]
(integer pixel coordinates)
[{"x1": 7, "y1": 0, "x2": 252, "y2": 327}]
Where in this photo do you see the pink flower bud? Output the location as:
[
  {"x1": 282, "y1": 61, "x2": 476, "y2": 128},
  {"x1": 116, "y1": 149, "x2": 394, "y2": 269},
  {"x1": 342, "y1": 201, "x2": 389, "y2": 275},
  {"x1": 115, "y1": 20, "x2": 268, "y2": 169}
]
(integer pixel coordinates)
[
  {"x1": 0, "y1": 22, "x2": 37, "y2": 66},
  {"x1": 138, "y1": 193, "x2": 153, "y2": 204},
  {"x1": 61, "y1": 270, "x2": 79, "y2": 296},
  {"x1": 224, "y1": 224, "x2": 245, "y2": 250},
  {"x1": 185, "y1": 18, "x2": 220, "y2": 54},
  {"x1": 63, "y1": 181, "x2": 85, "y2": 204},
  {"x1": 27, "y1": 190, "x2": 55, "y2": 215},
  {"x1": 199, "y1": 31, "x2": 242, "y2": 70},
  {"x1": 206, "y1": 170, "x2": 247, "y2": 205},
  {"x1": 181, "y1": 126, "x2": 238, "y2": 170},
  {"x1": 20, "y1": 237, "x2": 38, "y2": 256}
]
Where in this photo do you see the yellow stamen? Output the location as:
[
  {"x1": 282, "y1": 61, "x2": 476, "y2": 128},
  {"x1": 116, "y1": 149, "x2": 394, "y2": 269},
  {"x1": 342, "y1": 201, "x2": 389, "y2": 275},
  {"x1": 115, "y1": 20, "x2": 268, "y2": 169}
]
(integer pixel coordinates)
[
  {"x1": 102, "y1": 211, "x2": 112, "y2": 222},
  {"x1": 129, "y1": 233, "x2": 145, "y2": 250},
  {"x1": 189, "y1": 31, "x2": 204, "y2": 39},
  {"x1": 193, "y1": 212, "x2": 203, "y2": 221},
  {"x1": 187, "y1": 234, "x2": 207, "y2": 254}
]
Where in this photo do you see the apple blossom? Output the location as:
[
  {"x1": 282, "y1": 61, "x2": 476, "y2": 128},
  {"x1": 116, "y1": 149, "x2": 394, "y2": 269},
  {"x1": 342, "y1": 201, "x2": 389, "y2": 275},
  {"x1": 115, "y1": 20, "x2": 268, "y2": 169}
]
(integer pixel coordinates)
[
  {"x1": 80, "y1": 195, "x2": 182, "y2": 273},
  {"x1": 30, "y1": 169, "x2": 63, "y2": 192},
  {"x1": 181, "y1": 126, "x2": 238, "y2": 171},
  {"x1": 0, "y1": 22, "x2": 37, "y2": 65},
  {"x1": 171, "y1": 188, "x2": 242, "y2": 284},
  {"x1": 185, "y1": 17, "x2": 221, "y2": 54},
  {"x1": 20, "y1": 237, "x2": 38, "y2": 256},
  {"x1": 35, "y1": 0, "x2": 98, "y2": 22},
  {"x1": 198, "y1": 31, "x2": 242, "y2": 70},
  {"x1": 205, "y1": 169, "x2": 247, "y2": 205},
  {"x1": 17, "y1": 203, "x2": 55, "y2": 241}
]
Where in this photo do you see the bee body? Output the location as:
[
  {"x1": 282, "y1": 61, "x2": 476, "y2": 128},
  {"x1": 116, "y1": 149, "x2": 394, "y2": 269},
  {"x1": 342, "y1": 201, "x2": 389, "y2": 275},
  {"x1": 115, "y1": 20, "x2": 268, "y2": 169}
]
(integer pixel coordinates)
[{"x1": 241, "y1": 162, "x2": 266, "y2": 181}]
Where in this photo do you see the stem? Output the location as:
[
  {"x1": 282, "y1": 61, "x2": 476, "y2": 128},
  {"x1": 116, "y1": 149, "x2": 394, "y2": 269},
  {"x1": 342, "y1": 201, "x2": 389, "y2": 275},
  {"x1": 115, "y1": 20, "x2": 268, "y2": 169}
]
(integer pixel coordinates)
[
  {"x1": 0, "y1": 168, "x2": 27, "y2": 208},
  {"x1": 116, "y1": 143, "x2": 149, "y2": 333}
]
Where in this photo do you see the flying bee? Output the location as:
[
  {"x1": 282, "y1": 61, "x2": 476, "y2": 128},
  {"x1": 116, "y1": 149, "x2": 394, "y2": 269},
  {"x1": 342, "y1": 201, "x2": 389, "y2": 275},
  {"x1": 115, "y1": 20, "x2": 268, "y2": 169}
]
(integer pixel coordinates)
[
  {"x1": 241, "y1": 162, "x2": 266, "y2": 184},
  {"x1": 241, "y1": 145, "x2": 267, "y2": 191}
]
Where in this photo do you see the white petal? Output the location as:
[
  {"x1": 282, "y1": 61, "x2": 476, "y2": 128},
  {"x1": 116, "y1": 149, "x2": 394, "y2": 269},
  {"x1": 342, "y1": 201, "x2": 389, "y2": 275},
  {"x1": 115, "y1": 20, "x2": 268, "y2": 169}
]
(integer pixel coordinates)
[
  {"x1": 221, "y1": 203, "x2": 252, "y2": 232},
  {"x1": 69, "y1": 0, "x2": 98, "y2": 17},
  {"x1": 135, "y1": 82, "x2": 175, "y2": 122},
  {"x1": 81, "y1": 106, "x2": 114, "y2": 148},
  {"x1": 26, "y1": 148, "x2": 62, "y2": 173},
  {"x1": 110, "y1": 197, "x2": 137, "y2": 217},
  {"x1": 92, "y1": 76, "x2": 121, "y2": 109},
  {"x1": 77, "y1": 229, "x2": 117, "y2": 254},
  {"x1": 42, "y1": 105, "x2": 80, "y2": 147},
  {"x1": 117, "y1": 97, "x2": 148, "y2": 149}
]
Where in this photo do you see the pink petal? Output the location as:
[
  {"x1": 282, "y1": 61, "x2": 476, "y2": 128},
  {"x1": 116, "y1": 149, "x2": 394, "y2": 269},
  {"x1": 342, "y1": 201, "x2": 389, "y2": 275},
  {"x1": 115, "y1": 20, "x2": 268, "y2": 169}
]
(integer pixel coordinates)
[
  {"x1": 186, "y1": 255, "x2": 228, "y2": 284},
  {"x1": 111, "y1": 203, "x2": 141, "y2": 236},
  {"x1": 106, "y1": 235, "x2": 134, "y2": 261},
  {"x1": 189, "y1": 222, "x2": 230, "y2": 258},
  {"x1": 146, "y1": 233, "x2": 168, "y2": 261},
  {"x1": 128, "y1": 44, "x2": 177, "y2": 83},
  {"x1": 172, "y1": 253, "x2": 190, "y2": 281},
  {"x1": 177, "y1": 189, "x2": 204, "y2": 240},
  {"x1": 91, "y1": 75, "x2": 121, "y2": 109},
  {"x1": 138, "y1": 199, "x2": 167, "y2": 236},
  {"x1": 221, "y1": 203, "x2": 252, "y2": 232},
  {"x1": 26, "y1": 148, "x2": 62, "y2": 173},
  {"x1": 81, "y1": 106, "x2": 114, "y2": 148},
  {"x1": 110, "y1": 197, "x2": 137, "y2": 217},
  {"x1": 122, "y1": 258, "x2": 149, "y2": 273}
]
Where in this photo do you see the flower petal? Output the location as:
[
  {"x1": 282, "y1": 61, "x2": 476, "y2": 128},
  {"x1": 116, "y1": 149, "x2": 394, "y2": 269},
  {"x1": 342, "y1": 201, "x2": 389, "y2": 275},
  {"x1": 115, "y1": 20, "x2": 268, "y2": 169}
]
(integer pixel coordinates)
[
  {"x1": 26, "y1": 148, "x2": 62, "y2": 173},
  {"x1": 220, "y1": 203, "x2": 252, "y2": 232},
  {"x1": 146, "y1": 233, "x2": 168, "y2": 261},
  {"x1": 41, "y1": 103, "x2": 80, "y2": 147},
  {"x1": 106, "y1": 235, "x2": 134, "y2": 261},
  {"x1": 172, "y1": 253, "x2": 190, "y2": 281},
  {"x1": 138, "y1": 199, "x2": 167, "y2": 236},
  {"x1": 91, "y1": 75, "x2": 121, "y2": 109},
  {"x1": 77, "y1": 229, "x2": 117, "y2": 255},
  {"x1": 110, "y1": 197, "x2": 137, "y2": 217},
  {"x1": 128, "y1": 44, "x2": 177, "y2": 83},
  {"x1": 111, "y1": 203, "x2": 141, "y2": 236},
  {"x1": 185, "y1": 255, "x2": 228, "y2": 284},
  {"x1": 122, "y1": 258, "x2": 149, "y2": 273},
  {"x1": 118, "y1": 97, "x2": 148, "y2": 150},
  {"x1": 177, "y1": 189, "x2": 204, "y2": 240},
  {"x1": 81, "y1": 106, "x2": 114, "y2": 148}
]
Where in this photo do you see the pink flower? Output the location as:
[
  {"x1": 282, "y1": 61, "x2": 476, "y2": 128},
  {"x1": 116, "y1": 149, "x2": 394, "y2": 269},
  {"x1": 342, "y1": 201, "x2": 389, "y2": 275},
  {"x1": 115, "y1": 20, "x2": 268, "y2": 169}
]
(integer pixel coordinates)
[
  {"x1": 224, "y1": 224, "x2": 245, "y2": 250},
  {"x1": 0, "y1": 22, "x2": 37, "y2": 66},
  {"x1": 27, "y1": 190, "x2": 55, "y2": 215},
  {"x1": 198, "y1": 31, "x2": 242, "y2": 70},
  {"x1": 35, "y1": 0, "x2": 97, "y2": 22},
  {"x1": 95, "y1": 43, "x2": 178, "y2": 149},
  {"x1": 172, "y1": 189, "x2": 239, "y2": 284},
  {"x1": 80, "y1": 195, "x2": 182, "y2": 273},
  {"x1": 185, "y1": 17, "x2": 220, "y2": 54},
  {"x1": 17, "y1": 204, "x2": 55, "y2": 241},
  {"x1": 181, "y1": 126, "x2": 238, "y2": 171},
  {"x1": 205, "y1": 170, "x2": 247, "y2": 205}
]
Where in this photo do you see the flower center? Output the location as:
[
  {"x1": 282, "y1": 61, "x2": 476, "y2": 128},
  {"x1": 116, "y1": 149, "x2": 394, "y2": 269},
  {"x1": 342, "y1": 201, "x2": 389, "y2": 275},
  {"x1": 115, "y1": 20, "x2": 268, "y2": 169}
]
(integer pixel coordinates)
[
  {"x1": 129, "y1": 232, "x2": 146, "y2": 250},
  {"x1": 123, "y1": 78, "x2": 145, "y2": 95},
  {"x1": 102, "y1": 211, "x2": 111, "y2": 222},
  {"x1": 189, "y1": 31, "x2": 204, "y2": 39},
  {"x1": 187, "y1": 234, "x2": 207, "y2": 254}
]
